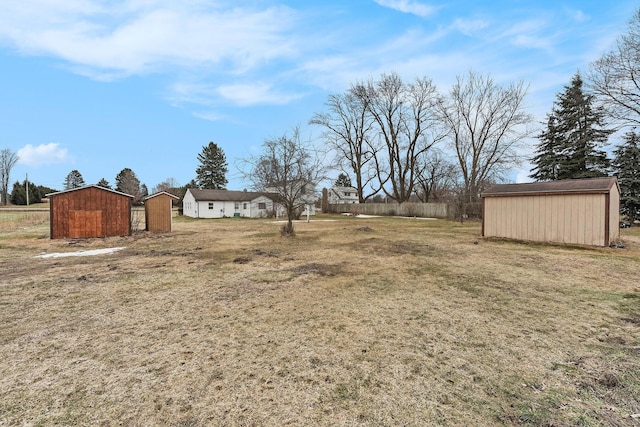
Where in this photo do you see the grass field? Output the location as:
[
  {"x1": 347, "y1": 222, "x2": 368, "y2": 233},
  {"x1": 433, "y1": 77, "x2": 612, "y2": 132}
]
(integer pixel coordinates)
[{"x1": 1, "y1": 215, "x2": 639, "y2": 426}]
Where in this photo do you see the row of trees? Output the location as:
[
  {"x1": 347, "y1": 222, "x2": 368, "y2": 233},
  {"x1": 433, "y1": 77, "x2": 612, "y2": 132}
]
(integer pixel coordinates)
[
  {"x1": 309, "y1": 8, "x2": 640, "y2": 222},
  {"x1": 235, "y1": 7, "x2": 640, "y2": 233},
  {"x1": 311, "y1": 70, "x2": 532, "y2": 218},
  {"x1": 63, "y1": 168, "x2": 149, "y2": 204}
]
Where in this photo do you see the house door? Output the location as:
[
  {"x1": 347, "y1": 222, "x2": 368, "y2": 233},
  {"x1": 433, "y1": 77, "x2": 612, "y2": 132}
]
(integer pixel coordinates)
[{"x1": 69, "y1": 210, "x2": 103, "y2": 238}]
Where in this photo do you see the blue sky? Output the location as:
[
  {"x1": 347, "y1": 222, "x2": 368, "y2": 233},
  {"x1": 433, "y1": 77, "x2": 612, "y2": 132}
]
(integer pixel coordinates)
[{"x1": 0, "y1": 0, "x2": 637, "y2": 192}]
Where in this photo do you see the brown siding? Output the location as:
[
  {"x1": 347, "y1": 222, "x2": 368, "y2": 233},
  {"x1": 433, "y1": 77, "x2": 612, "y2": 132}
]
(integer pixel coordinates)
[
  {"x1": 144, "y1": 194, "x2": 174, "y2": 233},
  {"x1": 50, "y1": 187, "x2": 131, "y2": 239}
]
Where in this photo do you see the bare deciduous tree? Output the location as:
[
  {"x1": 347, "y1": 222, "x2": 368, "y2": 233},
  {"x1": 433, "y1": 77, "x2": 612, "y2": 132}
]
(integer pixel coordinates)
[
  {"x1": 356, "y1": 72, "x2": 446, "y2": 203},
  {"x1": 310, "y1": 91, "x2": 379, "y2": 202},
  {"x1": 1, "y1": 149, "x2": 19, "y2": 205},
  {"x1": 414, "y1": 149, "x2": 459, "y2": 203},
  {"x1": 438, "y1": 71, "x2": 533, "y2": 216},
  {"x1": 590, "y1": 9, "x2": 640, "y2": 126},
  {"x1": 152, "y1": 177, "x2": 180, "y2": 194},
  {"x1": 242, "y1": 128, "x2": 325, "y2": 236}
]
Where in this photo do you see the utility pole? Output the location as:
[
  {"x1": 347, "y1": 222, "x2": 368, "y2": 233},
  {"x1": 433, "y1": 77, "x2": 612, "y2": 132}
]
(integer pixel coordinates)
[{"x1": 26, "y1": 173, "x2": 29, "y2": 206}]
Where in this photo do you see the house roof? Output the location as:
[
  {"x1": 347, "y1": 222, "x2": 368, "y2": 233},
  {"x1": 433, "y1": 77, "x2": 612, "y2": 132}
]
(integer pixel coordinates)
[
  {"x1": 187, "y1": 188, "x2": 276, "y2": 202},
  {"x1": 481, "y1": 177, "x2": 619, "y2": 198},
  {"x1": 46, "y1": 184, "x2": 134, "y2": 198},
  {"x1": 332, "y1": 186, "x2": 357, "y2": 193},
  {"x1": 144, "y1": 191, "x2": 180, "y2": 201}
]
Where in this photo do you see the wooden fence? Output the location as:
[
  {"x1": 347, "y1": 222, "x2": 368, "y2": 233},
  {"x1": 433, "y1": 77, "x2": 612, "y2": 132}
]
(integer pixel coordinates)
[{"x1": 329, "y1": 202, "x2": 450, "y2": 218}]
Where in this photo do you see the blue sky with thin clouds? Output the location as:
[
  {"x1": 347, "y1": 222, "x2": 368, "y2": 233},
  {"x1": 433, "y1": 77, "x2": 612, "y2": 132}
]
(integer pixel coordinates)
[{"x1": 0, "y1": 0, "x2": 636, "y2": 191}]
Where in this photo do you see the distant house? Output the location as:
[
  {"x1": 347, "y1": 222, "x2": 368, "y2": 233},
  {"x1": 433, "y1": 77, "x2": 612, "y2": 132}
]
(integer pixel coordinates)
[
  {"x1": 328, "y1": 186, "x2": 359, "y2": 204},
  {"x1": 266, "y1": 180, "x2": 317, "y2": 217},
  {"x1": 47, "y1": 185, "x2": 133, "y2": 239},
  {"x1": 144, "y1": 191, "x2": 179, "y2": 232},
  {"x1": 182, "y1": 189, "x2": 275, "y2": 218},
  {"x1": 481, "y1": 177, "x2": 620, "y2": 247}
]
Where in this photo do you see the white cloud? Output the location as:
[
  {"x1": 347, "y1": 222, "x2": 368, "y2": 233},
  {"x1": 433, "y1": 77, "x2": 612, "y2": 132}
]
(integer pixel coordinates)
[
  {"x1": 17, "y1": 143, "x2": 72, "y2": 167},
  {"x1": 373, "y1": 0, "x2": 437, "y2": 18},
  {"x1": 193, "y1": 111, "x2": 226, "y2": 122},
  {"x1": 0, "y1": 1, "x2": 298, "y2": 77},
  {"x1": 452, "y1": 18, "x2": 490, "y2": 36},
  {"x1": 216, "y1": 83, "x2": 303, "y2": 106},
  {"x1": 565, "y1": 8, "x2": 589, "y2": 23}
]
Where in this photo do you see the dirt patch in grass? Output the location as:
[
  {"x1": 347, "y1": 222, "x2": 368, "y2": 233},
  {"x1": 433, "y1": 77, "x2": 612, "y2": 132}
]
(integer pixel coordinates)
[{"x1": 1, "y1": 216, "x2": 639, "y2": 426}]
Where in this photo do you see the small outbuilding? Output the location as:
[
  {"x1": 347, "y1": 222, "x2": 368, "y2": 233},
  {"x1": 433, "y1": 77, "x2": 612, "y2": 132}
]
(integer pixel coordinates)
[
  {"x1": 47, "y1": 185, "x2": 133, "y2": 239},
  {"x1": 144, "y1": 191, "x2": 179, "y2": 233},
  {"x1": 481, "y1": 177, "x2": 620, "y2": 247}
]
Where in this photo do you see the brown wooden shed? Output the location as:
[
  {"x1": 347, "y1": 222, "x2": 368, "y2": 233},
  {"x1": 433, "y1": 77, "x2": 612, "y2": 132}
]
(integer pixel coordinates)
[
  {"x1": 144, "y1": 191, "x2": 179, "y2": 233},
  {"x1": 481, "y1": 177, "x2": 620, "y2": 247},
  {"x1": 47, "y1": 185, "x2": 133, "y2": 239}
]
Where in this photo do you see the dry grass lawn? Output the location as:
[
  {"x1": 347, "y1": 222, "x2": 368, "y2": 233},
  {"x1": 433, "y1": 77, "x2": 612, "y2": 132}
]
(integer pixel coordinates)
[{"x1": 1, "y1": 213, "x2": 639, "y2": 426}]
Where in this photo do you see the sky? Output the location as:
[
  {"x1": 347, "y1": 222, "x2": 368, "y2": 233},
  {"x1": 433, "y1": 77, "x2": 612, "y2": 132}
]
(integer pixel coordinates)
[{"x1": 0, "y1": 0, "x2": 637, "y2": 193}]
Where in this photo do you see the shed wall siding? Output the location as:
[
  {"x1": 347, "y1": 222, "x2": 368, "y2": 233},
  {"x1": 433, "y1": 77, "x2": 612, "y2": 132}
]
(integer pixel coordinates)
[
  {"x1": 50, "y1": 187, "x2": 131, "y2": 239},
  {"x1": 484, "y1": 194, "x2": 607, "y2": 246},
  {"x1": 609, "y1": 185, "x2": 620, "y2": 242},
  {"x1": 145, "y1": 195, "x2": 174, "y2": 232}
]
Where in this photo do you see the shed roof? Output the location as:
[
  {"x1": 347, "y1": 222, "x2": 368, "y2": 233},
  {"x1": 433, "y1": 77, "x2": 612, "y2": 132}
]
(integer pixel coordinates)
[
  {"x1": 46, "y1": 184, "x2": 134, "y2": 198},
  {"x1": 144, "y1": 191, "x2": 180, "y2": 201},
  {"x1": 482, "y1": 177, "x2": 618, "y2": 198},
  {"x1": 187, "y1": 188, "x2": 275, "y2": 202}
]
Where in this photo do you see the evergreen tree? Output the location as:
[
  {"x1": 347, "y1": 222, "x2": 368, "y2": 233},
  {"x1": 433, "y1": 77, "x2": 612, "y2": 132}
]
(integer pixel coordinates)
[
  {"x1": 115, "y1": 168, "x2": 141, "y2": 202},
  {"x1": 97, "y1": 178, "x2": 111, "y2": 189},
  {"x1": 140, "y1": 183, "x2": 149, "y2": 198},
  {"x1": 334, "y1": 173, "x2": 352, "y2": 187},
  {"x1": 530, "y1": 74, "x2": 612, "y2": 180},
  {"x1": 37, "y1": 185, "x2": 58, "y2": 197},
  {"x1": 196, "y1": 142, "x2": 228, "y2": 189},
  {"x1": 64, "y1": 170, "x2": 85, "y2": 190},
  {"x1": 530, "y1": 115, "x2": 562, "y2": 181},
  {"x1": 613, "y1": 131, "x2": 640, "y2": 222},
  {"x1": 10, "y1": 180, "x2": 42, "y2": 205}
]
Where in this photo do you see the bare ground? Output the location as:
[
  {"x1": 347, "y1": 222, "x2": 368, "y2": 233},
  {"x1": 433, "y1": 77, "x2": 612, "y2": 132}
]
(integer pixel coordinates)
[{"x1": 1, "y1": 216, "x2": 639, "y2": 426}]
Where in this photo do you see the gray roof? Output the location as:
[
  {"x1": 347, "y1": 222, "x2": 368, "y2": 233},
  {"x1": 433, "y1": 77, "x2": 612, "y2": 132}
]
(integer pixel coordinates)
[
  {"x1": 482, "y1": 177, "x2": 618, "y2": 197},
  {"x1": 187, "y1": 188, "x2": 276, "y2": 202},
  {"x1": 332, "y1": 186, "x2": 357, "y2": 193}
]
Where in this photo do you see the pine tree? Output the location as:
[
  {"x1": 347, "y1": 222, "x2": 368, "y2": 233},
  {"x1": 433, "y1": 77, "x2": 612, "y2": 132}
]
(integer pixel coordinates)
[
  {"x1": 334, "y1": 173, "x2": 352, "y2": 187},
  {"x1": 613, "y1": 131, "x2": 640, "y2": 222},
  {"x1": 530, "y1": 115, "x2": 562, "y2": 181},
  {"x1": 530, "y1": 74, "x2": 612, "y2": 180},
  {"x1": 115, "y1": 168, "x2": 141, "y2": 202},
  {"x1": 97, "y1": 178, "x2": 111, "y2": 189},
  {"x1": 196, "y1": 142, "x2": 228, "y2": 189},
  {"x1": 64, "y1": 170, "x2": 85, "y2": 190}
]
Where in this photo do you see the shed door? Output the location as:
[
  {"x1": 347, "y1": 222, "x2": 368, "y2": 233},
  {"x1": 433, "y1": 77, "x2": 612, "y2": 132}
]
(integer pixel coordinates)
[{"x1": 69, "y1": 210, "x2": 103, "y2": 238}]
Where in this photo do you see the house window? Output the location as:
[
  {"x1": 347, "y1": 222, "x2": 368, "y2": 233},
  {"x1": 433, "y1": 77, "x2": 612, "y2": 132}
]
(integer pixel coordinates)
[
  {"x1": 345, "y1": 192, "x2": 351, "y2": 196},
  {"x1": 243, "y1": 203, "x2": 247, "y2": 209},
  {"x1": 235, "y1": 202, "x2": 240, "y2": 210},
  {"x1": 208, "y1": 202, "x2": 214, "y2": 210},
  {"x1": 258, "y1": 202, "x2": 266, "y2": 209}
]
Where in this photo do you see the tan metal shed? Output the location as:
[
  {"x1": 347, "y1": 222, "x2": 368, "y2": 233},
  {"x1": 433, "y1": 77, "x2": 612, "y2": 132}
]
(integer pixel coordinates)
[
  {"x1": 47, "y1": 185, "x2": 133, "y2": 239},
  {"x1": 481, "y1": 177, "x2": 620, "y2": 247},
  {"x1": 144, "y1": 191, "x2": 179, "y2": 233}
]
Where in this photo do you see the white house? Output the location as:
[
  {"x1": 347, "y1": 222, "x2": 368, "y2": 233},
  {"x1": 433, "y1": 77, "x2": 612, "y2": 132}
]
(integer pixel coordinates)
[
  {"x1": 328, "y1": 186, "x2": 359, "y2": 204},
  {"x1": 266, "y1": 180, "x2": 317, "y2": 217},
  {"x1": 182, "y1": 189, "x2": 275, "y2": 218}
]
